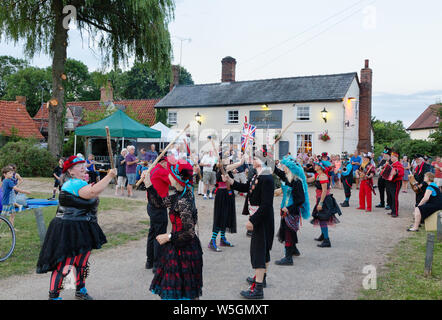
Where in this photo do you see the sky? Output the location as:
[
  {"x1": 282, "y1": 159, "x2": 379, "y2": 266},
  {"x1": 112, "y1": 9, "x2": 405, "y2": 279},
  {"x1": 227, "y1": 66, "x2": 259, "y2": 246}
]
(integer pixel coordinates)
[{"x1": 0, "y1": 0, "x2": 441, "y2": 127}]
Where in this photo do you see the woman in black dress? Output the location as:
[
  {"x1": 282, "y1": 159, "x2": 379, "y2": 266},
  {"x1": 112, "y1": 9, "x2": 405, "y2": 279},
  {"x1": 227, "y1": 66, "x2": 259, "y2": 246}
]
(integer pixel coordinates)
[
  {"x1": 307, "y1": 161, "x2": 342, "y2": 248},
  {"x1": 147, "y1": 158, "x2": 203, "y2": 300},
  {"x1": 36, "y1": 155, "x2": 117, "y2": 300}
]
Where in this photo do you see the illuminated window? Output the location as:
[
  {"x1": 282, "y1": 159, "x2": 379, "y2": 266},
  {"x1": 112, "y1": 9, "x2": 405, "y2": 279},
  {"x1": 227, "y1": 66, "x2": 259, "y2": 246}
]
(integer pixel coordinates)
[{"x1": 296, "y1": 133, "x2": 313, "y2": 155}]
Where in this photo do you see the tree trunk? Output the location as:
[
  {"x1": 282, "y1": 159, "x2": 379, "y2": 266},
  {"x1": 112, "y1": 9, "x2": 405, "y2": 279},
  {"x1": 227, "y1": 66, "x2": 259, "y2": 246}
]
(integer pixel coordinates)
[{"x1": 48, "y1": 0, "x2": 68, "y2": 158}]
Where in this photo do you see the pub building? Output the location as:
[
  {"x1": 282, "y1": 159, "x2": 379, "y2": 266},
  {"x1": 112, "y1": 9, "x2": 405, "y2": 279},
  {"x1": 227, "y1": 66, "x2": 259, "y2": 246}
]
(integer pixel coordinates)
[{"x1": 155, "y1": 57, "x2": 373, "y2": 159}]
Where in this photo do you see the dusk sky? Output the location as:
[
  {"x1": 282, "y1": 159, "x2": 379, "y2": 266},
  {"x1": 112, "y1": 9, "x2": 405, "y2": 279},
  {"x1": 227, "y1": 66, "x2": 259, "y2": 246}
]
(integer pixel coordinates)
[{"x1": 1, "y1": 0, "x2": 441, "y2": 127}]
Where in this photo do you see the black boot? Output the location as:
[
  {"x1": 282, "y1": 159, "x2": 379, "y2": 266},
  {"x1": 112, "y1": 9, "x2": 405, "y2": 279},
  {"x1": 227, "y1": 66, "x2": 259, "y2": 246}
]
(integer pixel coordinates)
[
  {"x1": 317, "y1": 238, "x2": 331, "y2": 248},
  {"x1": 48, "y1": 290, "x2": 62, "y2": 300},
  {"x1": 340, "y1": 200, "x2": 349, "y2": 207},
  {"x1": 314, "y1": 233, "x2": 324, "y2": 241},
  {"x1": 240, "y1": 282, "x2": 264, "y2": 299},
  {"x1": 246, "y1": 274, "x2": 267, "y2": 288},
  {"x1": 375, "y1": 203, "x2": 384, "y2": 208},
  {"x1": 275, "y1": 247, "x2": 293, "y2": 265},
  {"x1": 145, "y1": 260, "x2": 153, "y2": 269},
  {"x1": 292, "y1": 245, "x2": 301, "y2": 256}
]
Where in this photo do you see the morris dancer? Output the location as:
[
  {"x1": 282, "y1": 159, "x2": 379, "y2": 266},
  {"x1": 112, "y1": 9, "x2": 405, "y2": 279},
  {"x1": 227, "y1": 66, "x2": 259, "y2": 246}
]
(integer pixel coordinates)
[
  {"x1": 36, "y1": 155, "x2": 116, "y2": 300},
  {"x1": 357, "y1": 153, "x2": 376, "y2": 212},
  {"x1": 273, "y1": 155, "x2": 310, "y2": 265},
  {"x1": 147, "y1": 158, "x2": 203, "y2": 300},
  {"x1": 222, "y1": 148, "x2": 274, "y2": 299},
  {"x1": 208, "y1": 154, "x2": 244, "y2": 252},
  {"x1": 386, "y1": 151, "x2": 404, "y2": 218},
  {"x1": 339, "y1": 155, "x2": 353, "y2": 207},
  {"x1": 307, "y1": 161, "x2": 342, "y2": 248},
  {"x1": 144, "y1": 156, "x2": 170, "y2": 271}
]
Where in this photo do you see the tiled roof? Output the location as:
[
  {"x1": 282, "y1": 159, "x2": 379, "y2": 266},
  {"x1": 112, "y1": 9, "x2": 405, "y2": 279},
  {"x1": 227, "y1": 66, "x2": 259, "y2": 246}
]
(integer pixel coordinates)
[
  {"x1": 0, "y1": 100, "x2": 44, "y2": 139},
  {"x1": 407, "y1": 104, "x2": 441, "y2": 130},
  {"x1": 33, "y1": 99, "x2": 159, "y2": 129},
  {"x1": 155, "y1": 72, "x2": 358, "y2": 108}
]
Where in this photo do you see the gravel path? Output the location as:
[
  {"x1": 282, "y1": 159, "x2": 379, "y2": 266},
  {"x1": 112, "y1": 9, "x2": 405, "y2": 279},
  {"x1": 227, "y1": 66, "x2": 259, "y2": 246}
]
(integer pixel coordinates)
[{"x1": 0, "y1": 179, "x2": 414, "y2": 300}]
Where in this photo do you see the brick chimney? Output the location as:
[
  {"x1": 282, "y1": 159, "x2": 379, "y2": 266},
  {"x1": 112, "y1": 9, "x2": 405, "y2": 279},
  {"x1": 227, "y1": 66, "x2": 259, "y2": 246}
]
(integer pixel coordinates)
[
  {"x1": 100, "y1": 80, "x2": 114, "y2": 103},
  {"x1": 169, "y1": 65, "x2": 180, "y2": 91},
  {"x1": 16, "y1": 96, "x2": 26, "y2": 105},
  {"x1": 221, "y1": 56, "x2": 236, "y2": 82},
  {"x1": 357, "y1": 59, "x2": 373, "y2": 153}
]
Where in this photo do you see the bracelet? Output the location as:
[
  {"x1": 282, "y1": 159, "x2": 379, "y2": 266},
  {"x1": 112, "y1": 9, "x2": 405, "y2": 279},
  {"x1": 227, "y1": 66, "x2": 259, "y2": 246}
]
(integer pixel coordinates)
[{"x1": 168, "y1": 233, "x2": 172, "y2": 240}]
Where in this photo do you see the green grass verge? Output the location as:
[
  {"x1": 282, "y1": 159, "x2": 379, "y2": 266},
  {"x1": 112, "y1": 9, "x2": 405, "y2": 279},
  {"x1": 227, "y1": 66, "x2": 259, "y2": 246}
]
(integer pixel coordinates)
[
  {"x1": 0, "y1": 192, "x2": 148, "y2": 279},
  {"x1": 359, "y1": 230, "x2": 442, "y2": 300}
]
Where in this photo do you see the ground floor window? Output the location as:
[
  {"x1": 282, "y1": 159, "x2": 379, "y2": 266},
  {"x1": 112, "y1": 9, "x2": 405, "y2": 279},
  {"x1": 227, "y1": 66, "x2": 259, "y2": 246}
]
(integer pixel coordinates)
[{"x1": 296, "y1": 133, "x2": 313, "y2": 155}]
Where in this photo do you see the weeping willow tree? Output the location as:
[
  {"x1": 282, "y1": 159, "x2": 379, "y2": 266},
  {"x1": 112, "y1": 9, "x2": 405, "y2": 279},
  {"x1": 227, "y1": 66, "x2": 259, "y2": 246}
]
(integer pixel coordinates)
[{"x1": 0, "y1": 0, "x2": 174, "y2": 157}]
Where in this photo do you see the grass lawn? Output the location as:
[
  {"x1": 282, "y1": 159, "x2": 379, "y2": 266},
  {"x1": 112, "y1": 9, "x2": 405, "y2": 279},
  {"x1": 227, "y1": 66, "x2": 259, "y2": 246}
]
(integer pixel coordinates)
[
  {"x1": 0, "y1": 192, "x2": 148, "y2": 279},
  {"x1": 359, "y1": 230, "x2": 442, "y2": 300}
]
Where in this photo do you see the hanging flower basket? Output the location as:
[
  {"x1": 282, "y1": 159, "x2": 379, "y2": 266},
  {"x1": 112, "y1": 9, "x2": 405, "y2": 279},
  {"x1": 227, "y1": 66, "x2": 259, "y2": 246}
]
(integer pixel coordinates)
[{"x1": 319, "y1": 130, "x2": 331, "y2": 142}]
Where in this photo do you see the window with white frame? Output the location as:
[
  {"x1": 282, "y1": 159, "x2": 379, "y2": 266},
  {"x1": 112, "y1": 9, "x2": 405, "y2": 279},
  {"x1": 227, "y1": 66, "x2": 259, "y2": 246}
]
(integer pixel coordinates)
[
  {"x1": 168, "y1": 111, "x2": 177, "y2": 125},
  {"x1": 295, "y1": 105, "x2": 311, "y2": 121},
  {"x1": 227, "y1": 110, "x2": 239, "y2": 124},
  {"x1": 296, "y1": 133, "x2": 313, "y2": 155}
]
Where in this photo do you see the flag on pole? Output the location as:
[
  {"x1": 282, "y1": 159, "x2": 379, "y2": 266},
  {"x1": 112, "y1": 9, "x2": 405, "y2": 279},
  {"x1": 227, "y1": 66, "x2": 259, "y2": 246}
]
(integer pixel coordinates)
[{"x1": 241, "y1": 117, "x2": 256, "y2": 152}]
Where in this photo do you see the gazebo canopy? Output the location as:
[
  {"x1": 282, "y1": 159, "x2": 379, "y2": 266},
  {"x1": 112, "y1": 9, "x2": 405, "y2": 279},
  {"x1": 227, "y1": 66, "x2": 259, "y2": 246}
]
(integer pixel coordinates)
[{"x1": 75, "y1": 109, "x2": 161, "y2": 138}]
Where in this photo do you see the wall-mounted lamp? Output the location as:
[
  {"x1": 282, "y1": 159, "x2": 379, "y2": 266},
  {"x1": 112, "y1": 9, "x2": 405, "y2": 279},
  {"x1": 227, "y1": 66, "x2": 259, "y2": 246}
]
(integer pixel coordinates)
[
  {"x1": 195, "y1": 112, "x2": 202, "y2": 125},
  {"x1": 345, "y1": 120, "x2": 350, "y2": 127},
  {"x1": 261, "y1": 104, "x2": 270, "y2": 110},
  {"x1": 321, "y1": 107, "x2": 328, "y2": 123}
]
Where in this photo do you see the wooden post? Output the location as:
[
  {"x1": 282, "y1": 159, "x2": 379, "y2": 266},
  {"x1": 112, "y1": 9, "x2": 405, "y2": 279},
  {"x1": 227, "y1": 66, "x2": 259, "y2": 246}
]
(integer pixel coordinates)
[
  {"x1": 34, "y1": 208, "x2": 46, "y2": 245},
  {"x1": 424, "y1": 233, "x2": 435, "y2": 277},
  {"x1": 437, "y1": 211, "x2": 442, "y2": 242}
]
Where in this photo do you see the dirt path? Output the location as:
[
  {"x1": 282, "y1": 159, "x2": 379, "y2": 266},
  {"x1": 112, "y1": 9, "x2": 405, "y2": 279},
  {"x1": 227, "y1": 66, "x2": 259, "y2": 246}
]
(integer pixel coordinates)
[{"x1": 0, "y1": 178, "x2": 413, "y2": 300}]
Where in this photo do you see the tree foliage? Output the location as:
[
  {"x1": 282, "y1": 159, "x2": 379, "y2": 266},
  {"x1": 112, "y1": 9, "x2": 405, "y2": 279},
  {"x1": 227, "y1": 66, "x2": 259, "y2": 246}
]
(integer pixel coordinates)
[
  {"x1": 3, "y1": 66, "x2": 52, "y2": 117},
  {"x1": 0, "y1": 0, "x2": 176, "y2": 157},
  {"x1": 0, "y1": 139, "x2": 57, "y2": 177},
  {"x1": 372, "y1": 118, "x2": 410, "y2": 146},
  {"x1": 0, "y1": 55, "x2": 28, "y2": 97}
]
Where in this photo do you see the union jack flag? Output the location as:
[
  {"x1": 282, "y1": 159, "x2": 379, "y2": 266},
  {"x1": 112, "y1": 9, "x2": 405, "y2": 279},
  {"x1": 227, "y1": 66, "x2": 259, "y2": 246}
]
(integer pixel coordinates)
[{"x1": 241, "y1": 120, "x2": 256, "y2": 152}]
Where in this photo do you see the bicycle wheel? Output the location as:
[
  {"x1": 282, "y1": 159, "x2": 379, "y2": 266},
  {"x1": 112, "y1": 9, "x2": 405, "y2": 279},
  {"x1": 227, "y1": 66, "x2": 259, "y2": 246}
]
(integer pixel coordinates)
[{"x1": 0, "y1": 215, "x2": 16, "y2": 262}]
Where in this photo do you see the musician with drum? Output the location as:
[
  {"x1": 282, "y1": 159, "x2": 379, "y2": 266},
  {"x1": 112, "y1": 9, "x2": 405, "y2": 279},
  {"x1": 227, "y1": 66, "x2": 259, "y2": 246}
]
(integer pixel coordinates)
[
  {"x1": 385, "y1": 151, "x2": 405, "y2": 218},
  {"x1": 375, "y1": 147, "x2": 392, "y2": 210}
]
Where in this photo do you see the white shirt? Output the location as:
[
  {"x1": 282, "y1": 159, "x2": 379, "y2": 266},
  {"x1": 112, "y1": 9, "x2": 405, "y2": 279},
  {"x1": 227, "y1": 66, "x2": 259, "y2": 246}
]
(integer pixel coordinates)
[{"x1": 201, "y1": 155, "x2": 217, "y2": 172}]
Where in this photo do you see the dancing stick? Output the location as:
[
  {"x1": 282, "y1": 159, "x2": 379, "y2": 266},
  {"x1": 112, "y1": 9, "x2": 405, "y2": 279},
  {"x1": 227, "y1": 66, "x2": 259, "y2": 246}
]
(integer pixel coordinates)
[
  {"x1": 274, "y1": 120, "x2": 295, "y2": 144},
  {"x1": 138, "y1": 123, "x2": 190, "y2": 187},
  {"x1": 105, "y1": 126, "x2": 115, "y2": 170}
]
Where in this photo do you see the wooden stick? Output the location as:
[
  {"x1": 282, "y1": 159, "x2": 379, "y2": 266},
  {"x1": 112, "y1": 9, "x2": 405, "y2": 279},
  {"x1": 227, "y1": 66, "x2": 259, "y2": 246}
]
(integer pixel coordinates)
[
  {"x1": 138, "y1": 123, "x2": 190, "y2": 187},
  {"x1": 105, "y1": 126, "x2": 115, "y2": 170},
  {"x1": 274, "y1": 120, "x2": 295, "y2": 144}
]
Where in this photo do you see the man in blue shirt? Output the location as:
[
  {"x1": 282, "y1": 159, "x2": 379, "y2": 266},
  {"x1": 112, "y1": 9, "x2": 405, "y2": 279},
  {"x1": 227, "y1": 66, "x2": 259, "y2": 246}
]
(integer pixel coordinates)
[{"x1": 351, "y1": 150, "x2": 362, "y2": 189}]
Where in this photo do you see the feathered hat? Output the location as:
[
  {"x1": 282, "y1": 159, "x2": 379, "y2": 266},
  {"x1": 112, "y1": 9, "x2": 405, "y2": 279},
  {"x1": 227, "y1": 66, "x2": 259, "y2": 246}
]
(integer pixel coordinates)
[{"x1": 280, "y1": 155, "x2": 311, "y2": 219}]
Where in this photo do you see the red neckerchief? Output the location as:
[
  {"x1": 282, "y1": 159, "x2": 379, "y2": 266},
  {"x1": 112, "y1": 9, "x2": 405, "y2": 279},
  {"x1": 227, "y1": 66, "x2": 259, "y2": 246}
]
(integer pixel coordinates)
[{"x1": 415, "y1": 162, "x2": 424, "y2": 175}]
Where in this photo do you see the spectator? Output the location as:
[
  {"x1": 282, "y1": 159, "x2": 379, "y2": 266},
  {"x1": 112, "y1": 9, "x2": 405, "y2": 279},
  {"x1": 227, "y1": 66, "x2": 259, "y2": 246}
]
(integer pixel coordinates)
[
  {"x1": 200, "y1": 150, "x2": 217, "y2": 199},
  {"x1": 49, "y1": 158, "x2": 64, "y2": 200},
  {"x1": 146, "y1": 144, "x2": 159, "y2": 163},
  {"x1": 432, "y1": 156, "x2": 442, "y2": 191},
  {"x1": 86, "y1": 154, "x2": 99, "y2": 184},
  {"x1": 115, "y1": 148, "x2": 128, "y2": 196},
  {"x1": 125, "y1": 145, "x2": 139, "y2": 198},
  {"x1": 407, "y1": 172, "x2": 442, "y2": 231},
  {"x1": 139, "y1": 148, "x2": 148, "y2": 161},
  {"x1": 351, "y1": 150, "x2": 362, "y2": 189},
  {"x1": 402, "y1": 155, "x2": 411, "y2": 193},
  {"x1": 1, "y1": 166, "x2": 31, "y2": 229}
]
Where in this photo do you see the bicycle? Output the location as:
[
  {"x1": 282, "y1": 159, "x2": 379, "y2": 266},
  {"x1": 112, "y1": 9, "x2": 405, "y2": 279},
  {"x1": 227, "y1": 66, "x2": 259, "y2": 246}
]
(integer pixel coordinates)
[{"x1": 0, "y1": 215, "x2": 16, "y2": 262}]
